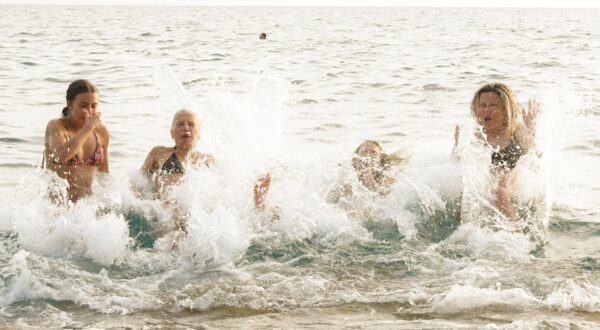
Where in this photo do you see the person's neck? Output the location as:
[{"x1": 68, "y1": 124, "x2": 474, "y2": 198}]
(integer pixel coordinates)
[
  {"x1": 65, "y1": 117, "x2": 83, "y2": 131},
  {"x1": 174, "y1": 146, "x2": 191, "y2": 160}
]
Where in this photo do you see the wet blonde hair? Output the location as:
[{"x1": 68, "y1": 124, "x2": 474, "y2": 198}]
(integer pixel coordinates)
[
  {"x1": 354, "y1": 140, "x2": 382, "y2": 155},
  {"x1": 171, "y1": 109, "x2": 201, "y2": 132},
  {"x1": 470, "y1": 83, "x2": 521, "y2": 138},
  {"x1": 353, "y1": 140, "x2": 406, "y2": 171}
]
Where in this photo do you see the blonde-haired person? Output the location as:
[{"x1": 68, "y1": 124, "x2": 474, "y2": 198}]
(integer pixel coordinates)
[
  {"x1": 135, "y1": 109, "x2": 214, "y2": 242},
  {"x1": 255, "y1": 140, "x2": 408, "y2": 222},
  {"x1": 455, "y1": 82, "x2": 540, "y2": 221},
  {"x1": 327, "y1": 140, "x2": 408, "y2": 218},
  {"x1": 137, "y1": 109, "x2": 270, "y2": 243},
  {"x1": 140, "y1": 109, "x2": 214, "y2": 198},
  {"x1": 351, "y1": 140, "x2": 406, "y2": 195},
  {"x1": 44, "y1": 79, "x2": 109, "y2": 202}
]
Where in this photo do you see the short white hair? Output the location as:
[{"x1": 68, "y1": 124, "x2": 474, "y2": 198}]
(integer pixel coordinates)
[{"x1": 171, "y1": 109, "x2": 201, "y2": 128}]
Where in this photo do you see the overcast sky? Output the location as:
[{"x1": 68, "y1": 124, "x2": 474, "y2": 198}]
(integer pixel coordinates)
[{"x1": 0, "y1": 0, "x2": 598, "y2": 7}]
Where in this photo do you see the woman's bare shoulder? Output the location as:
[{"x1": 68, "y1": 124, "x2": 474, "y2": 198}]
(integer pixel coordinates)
[
  {"x1": 45, "y1": 118, "x2": 65, "y2": 132},
  {"x1": 142, "y1": 146, "x2": 174, "y2": 165},
  {"x1": 142, "y1": 146, "x2": 173, "y2": 175},
  {"x1": 148, "y1": 146, "x2": 174, "y2": 156},
  {"x1": 96, "y1": 123, "x2": 110, "y2": 137}
]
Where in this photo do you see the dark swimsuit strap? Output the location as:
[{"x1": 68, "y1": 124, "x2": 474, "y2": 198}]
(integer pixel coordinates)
[{"x1": 491, "y1": 140, "x2": 523, "y2": 170}]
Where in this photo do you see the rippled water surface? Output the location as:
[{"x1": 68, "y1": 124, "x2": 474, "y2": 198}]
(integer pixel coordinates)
[{"x1": 1, "y1": 6, "x2": 600, "y2": 328}]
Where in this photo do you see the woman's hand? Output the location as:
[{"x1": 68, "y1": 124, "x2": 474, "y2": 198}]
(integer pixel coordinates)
[
  {"x1": 83, "y1": 112, "x2": 102, "y2": 130},
  {"x1": 254, "y1": 173, "x2": 272, "y2": 211},
  {"x1": 495, "y1": 175, "x2": 518, "y2": 222},
  {"x1": 451, "y1": 124, "x2": 460, "y2": 160},
  {"x1": 516, "y1": 99, "x2": 541, "y2": 152},
  {"x1": 523, "y1": 99, "x2": 540, "y2": 130}
]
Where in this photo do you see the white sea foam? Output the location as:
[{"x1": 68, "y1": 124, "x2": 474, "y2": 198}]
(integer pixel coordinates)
[
  {"x1": 437, "y1": 223, "x2": 535, "y2": 261},
  {"x1": 0, "y1": 250, "x2": 59, "y2": 307},
  {"x1": 12, "y1": 170, "x2": 130, "y2": 265},
  {"x1": 432, "y1": 284, "x2": 540, "y2": 314},
  {"x1": 544, "y1": 279, "x2": 600, "y2": 312}
]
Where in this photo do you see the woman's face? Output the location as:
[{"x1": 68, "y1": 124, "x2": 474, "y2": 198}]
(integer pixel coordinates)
[
  {"x1": 357, "y1": 142, "x2": 381, "y2": 160},
  {"x1": 171, "y1": 113, "x2": 201, "y2": 150},
  {"x1": 67, "y1": 92, "x2": 98, "y2": 125},
  {"x1": 353, "y1": 141, "x2": 382, "y2": 173},
  {"x1": 476, "y1": 92, "x2": 505, "y2": 134}
]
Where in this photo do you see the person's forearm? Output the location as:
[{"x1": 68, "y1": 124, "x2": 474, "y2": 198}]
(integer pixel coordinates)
[
  {"x1": 51, "y1": 125, "x2": 95, "y2": 163},
  {"x1": 495, "y1": 185, "x2": 517, "y2": 221}
]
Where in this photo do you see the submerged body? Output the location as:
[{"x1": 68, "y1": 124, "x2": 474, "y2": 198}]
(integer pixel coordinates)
[{"x1": 328, "y1": 140, "x2": 407, "y2": 220}]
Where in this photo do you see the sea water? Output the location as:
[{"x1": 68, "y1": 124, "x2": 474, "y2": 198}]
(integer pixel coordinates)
[{"x1": 1, "y1": 6, "x2": 600, "y2": 328}]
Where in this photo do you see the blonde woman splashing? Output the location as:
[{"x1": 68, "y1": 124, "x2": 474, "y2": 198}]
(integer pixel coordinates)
[
  {"x1": 327, "y1": 140, "x2": 408, "y2": 220},
  {"x1": 454, "y1": 82, "x2": 540, "y2": 222},
  {"x1": 141, "y1": 109, "x2": 214, "y2": 199},
  {"x1": 253, "y1": 140, "x2": 408, "y2": 231},
  {"x1": 137, "y1": 109, "x2": 269, "y2": 246},
  {"x1": 137, "y1": 109, "x2": 214, "y2": 242}
]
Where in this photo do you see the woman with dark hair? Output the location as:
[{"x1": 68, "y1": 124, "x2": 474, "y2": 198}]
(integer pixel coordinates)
[{"x1": 44, "y1": 79, "x2": 109, "y2": 202}]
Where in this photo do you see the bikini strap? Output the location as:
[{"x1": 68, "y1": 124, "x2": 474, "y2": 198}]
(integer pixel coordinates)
[
  {"x1": 62, "y1": 118, "x2": 71, "y2": 141},
  {"x1": 93, "y1": 131, "x2": 100, "y2": 147}
]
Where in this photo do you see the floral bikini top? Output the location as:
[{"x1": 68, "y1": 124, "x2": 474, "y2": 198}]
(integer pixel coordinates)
[
  {"x1": 64, "y1": 131, "x2": 105, "y2": 166},
  {"x1": 50, "y1": 125, "x2": 105, "y2": 166}
]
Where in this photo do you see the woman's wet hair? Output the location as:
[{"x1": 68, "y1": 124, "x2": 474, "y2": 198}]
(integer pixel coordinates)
[
  {"x1": 62, "y1": 79, "x2": 98, "y2": 117},
  {"x1": 350, "y1": 140, "x2": 408, "y2": 190},
  {"x1": 170, "y1": 109, "x2": 202, "y2": 142},
  {"x1": 470, "y1": 82, "x2": 521, "y2": 137},
  {"x1": 171, "y1": 109, "x2": 201, "y2": 128},
  {"x1": 353, "y1": 140, "x2": 405, "y2": 172},
  {"x1": 354, "y1": 140, "x2": 382, "y2": 155}
]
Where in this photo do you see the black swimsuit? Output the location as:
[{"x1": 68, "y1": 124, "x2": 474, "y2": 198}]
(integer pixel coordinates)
[
  {"x1": 160, "y1": 152, "x2": 185, "y2": 174},
  {"x1": 491, "y1": 140, "x2": 523, "y2": 170}
]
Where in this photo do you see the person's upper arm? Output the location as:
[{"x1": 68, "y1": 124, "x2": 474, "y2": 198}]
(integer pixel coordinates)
[
  {"x1": 45, "y1": 120, "x2": 67, "y2": 162},
  {"x1": 98, "y1": 125, "x2": 110, "y2": 173},
  {"x1": 141, "y1": 147, "x2": 160, "y2": 177},
  {"x1": 514, "y1": 125, "x2": 532, "y2": 154}
]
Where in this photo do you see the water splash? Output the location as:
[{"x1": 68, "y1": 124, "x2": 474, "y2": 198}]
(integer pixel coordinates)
[
  {"x1": 154, "y1": 63, "x2": 195, "y2": 115},
  {"x1": 11, "y1": 169, "x2": 130, "y2": 265}
]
